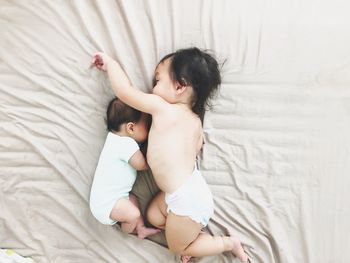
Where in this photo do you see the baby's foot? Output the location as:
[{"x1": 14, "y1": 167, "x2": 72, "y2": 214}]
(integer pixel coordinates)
[
  {"x1": 137, "y1": 226, "x2": 161, "y2": 239},
  {"x1": 180, "y1": 255, "x2": 192, "y2": 263},
  {"x1": 229, "y1": 236, "x2": 249, "y2": 262}
]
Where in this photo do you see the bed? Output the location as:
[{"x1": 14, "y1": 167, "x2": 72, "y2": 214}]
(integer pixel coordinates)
[{"x1": 1, "y1": 0, "x2": 350, "y2": 262}]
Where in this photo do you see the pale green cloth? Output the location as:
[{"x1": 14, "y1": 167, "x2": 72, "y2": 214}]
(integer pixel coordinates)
[{"x1": 0, "y1": 249, "x2": 34, "y2": 263}]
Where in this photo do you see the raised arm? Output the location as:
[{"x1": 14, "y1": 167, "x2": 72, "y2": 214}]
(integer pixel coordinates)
[{"x1": 92, "y1": 52, "x2": 167, "y2": 115}]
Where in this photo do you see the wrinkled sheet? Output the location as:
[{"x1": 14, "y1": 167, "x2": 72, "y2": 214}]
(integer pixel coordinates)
[{"x1": 1, "y1": 0, "x2": 350, "y2": 262}]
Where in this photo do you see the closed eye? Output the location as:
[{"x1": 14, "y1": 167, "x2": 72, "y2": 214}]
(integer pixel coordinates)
[{"x1": 152, "y1": 78, "x2": 159, "y2": 87}]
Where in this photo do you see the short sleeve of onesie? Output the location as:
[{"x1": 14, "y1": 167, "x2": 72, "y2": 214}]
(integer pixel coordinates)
[{"x1": 118, "y1": 136, "x2": 140, "y2": 162}]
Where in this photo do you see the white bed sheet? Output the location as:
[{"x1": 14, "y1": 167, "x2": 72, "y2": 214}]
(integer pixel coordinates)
[{"x1": 1, "y1": 0, "x2": 350, "y2": 262}]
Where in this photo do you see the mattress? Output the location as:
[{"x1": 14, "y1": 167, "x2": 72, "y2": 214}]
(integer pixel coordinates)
[{"x1": 1, "y1": 0, "x2": 350, "y2": 262}]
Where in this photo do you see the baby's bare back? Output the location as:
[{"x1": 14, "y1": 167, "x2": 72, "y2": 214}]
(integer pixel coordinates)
[{"x1": 147, "y1": 106, "x2": 203, "y2": 193}]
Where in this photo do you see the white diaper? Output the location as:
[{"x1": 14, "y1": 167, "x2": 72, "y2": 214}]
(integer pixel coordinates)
[{"x1": 165, "y1": 168, "x2": 214, "y2": 227}]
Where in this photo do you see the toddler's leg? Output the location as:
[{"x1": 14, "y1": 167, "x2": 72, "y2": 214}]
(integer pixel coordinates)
[
  {"x1": 147, "y1": 194, "x2": 194, "y2": 263},
  {"x1": 181, "y1": 232, "x2": 248, "y2": 261},
  {"x1": 146, "y1": 191, "x2": 168, "y2": 230},
  {"x1": 129, "y1": 193, "x2": 161, "y2": 239},
  {"x1": 165, "y1": 213, "x2": 248, "y2": 261},
  {"x1": 165, "y1": 212, "x2": 203, "y2": 254}
]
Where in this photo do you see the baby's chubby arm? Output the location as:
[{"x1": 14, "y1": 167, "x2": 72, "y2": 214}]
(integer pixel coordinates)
[
  {"x1": 91, "y1": 52, "x2": 167, "y2": 115},
  {"x1": 128, "y1": 150, "x2": 149, "y2": 171}
]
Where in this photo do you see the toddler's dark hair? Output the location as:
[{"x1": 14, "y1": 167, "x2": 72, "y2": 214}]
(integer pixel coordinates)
[
  {"x1": 106, "y1": 97, "x2": 142, "y2": 132},
  {"x1": 158, "y1": 47, "x2": 221, "y2": 121}
]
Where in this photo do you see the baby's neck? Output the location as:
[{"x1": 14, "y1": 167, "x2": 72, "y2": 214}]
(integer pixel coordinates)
[{"x1": 111, "y1": 129, "x2": 129, "y2": 138}]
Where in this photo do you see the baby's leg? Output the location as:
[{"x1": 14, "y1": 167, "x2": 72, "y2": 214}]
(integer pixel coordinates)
[
  {"x1": 165, "y1": 213, "x2": 248, "y2": 261},
  {"x1": 110, "y1": 198, "x2": 140, "y2": 234},
  {"x1": 110, "y1": 195, "x2": 160, "y2": 239},
  {"x1": 129, "y1": 193, "x2": 161, "y2": 239},
  {"x1": 146, "y1": 191, "x2": 168, "y2": 230}
]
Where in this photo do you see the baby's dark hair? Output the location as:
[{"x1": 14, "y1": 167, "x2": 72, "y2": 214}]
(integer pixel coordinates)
[
  {"x1": 158, "y1": 47, "x2": 221, "y2": 121},
  {"x1": 106, "y1": 97, "x2": 142, "y2": 132}
]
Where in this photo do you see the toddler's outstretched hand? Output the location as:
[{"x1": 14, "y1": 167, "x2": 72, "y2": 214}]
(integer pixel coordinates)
[{"x1": 91, "y1": 52, "x2": 112, "y2": 71}]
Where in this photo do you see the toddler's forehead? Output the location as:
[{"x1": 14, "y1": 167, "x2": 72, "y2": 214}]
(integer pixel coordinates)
[{"x1": 154, "y1": 58, "x2": 171, "y2": 75}]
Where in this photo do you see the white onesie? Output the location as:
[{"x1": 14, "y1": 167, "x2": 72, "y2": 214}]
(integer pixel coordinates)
[{"x1": 89, "y1": 132, "x2": 139, "y2": 225}]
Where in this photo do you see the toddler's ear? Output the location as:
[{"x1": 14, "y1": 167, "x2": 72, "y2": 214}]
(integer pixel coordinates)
[
  {"x1": 175, "y1": 83, "x2": 186, "y2": 92},
  {"x1": 175, "y1": 79, "x2": 189, "y2": 94}
]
